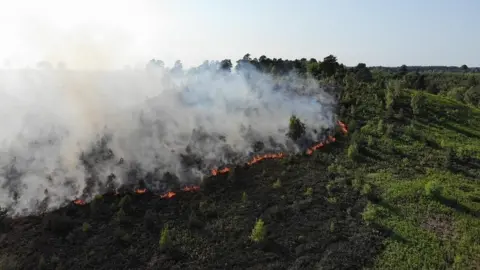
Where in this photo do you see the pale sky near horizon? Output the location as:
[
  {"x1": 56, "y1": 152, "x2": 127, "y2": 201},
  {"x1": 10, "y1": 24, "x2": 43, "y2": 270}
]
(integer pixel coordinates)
[{"x1": 0, "y1": 0, "x2": 478, "y2": 69}]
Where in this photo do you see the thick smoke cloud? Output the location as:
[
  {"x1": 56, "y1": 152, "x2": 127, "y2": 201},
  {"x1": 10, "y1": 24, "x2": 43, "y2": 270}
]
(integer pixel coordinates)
[{"x1": 0, "y1": 62, "x2": 337, "y2": 216}]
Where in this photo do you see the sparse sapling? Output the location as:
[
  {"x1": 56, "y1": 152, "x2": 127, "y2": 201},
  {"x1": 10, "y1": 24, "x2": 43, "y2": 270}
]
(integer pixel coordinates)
[{"x1": 250, "y1": 219, "x2": 266, "y2": 243}]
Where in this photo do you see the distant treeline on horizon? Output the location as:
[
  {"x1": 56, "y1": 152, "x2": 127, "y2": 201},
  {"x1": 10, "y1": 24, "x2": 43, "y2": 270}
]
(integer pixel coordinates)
[
  {"x1": 16, "y1": 54, "x2": 480, "y2": 74},
  {"x1": 369, "y1": 65, "x2": 480, "y2": 73}
]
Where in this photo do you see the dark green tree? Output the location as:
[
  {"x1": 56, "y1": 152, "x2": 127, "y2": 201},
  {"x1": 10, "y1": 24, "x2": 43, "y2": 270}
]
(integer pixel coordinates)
[
  {"x1": 426, "y1": 82, "x2": 440, "y2": 94},
  {"x1": 464, "y1": 85, "x2": 480, "y2": 106},
  {"x1": 414, "y1": 74, "x2": 426, "y2": 90},
  {"x1": 411, "y1": 92, "x2": 426, "y2": 116},
  {"x1": 219, "y1": 59, "x2": 233, "y2": 72},
  {"x1": 399, "y1": 65, "x2": 408, "y2": 76},
  {"x1": 320, "y1": 55, "x2": 339, "y2": 77},
  {"x1": 355, "y1": 63, "x2": 373, "y2": 82},
  {"x1": 287, "y1": 115, "x2": 306, "y2": 141}
]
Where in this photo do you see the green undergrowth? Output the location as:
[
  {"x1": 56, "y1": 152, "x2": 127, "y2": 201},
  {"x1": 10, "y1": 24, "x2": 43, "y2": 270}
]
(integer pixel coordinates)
[{"x1": 337, "y1": 88, "x2": 480, "y2": 269}]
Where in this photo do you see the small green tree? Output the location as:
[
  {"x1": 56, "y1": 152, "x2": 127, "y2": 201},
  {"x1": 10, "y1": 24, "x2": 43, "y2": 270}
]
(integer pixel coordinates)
[
  {"x1": 250, "y1": 219, "x2": 266, "y2": 243},
  {"x1": 114, "y1": 208, "x2": 128, "y2": 224},
  {"x1": 411, "y1": 92, "x2": 426, "y2": 116},
  {"x1": 304, "y1": 187, "x2": 313, "y2": 196},
  {"x1": 447, "y1": 86, "x2": 467, "y2": 102},
  {"x1": 464, "y1": 85, "x2": 480, "y2": 107},
  {"x1": 118, "y1": 194, "x2": 132, "y2": 209},
  {"x1": 272, "y1": 179, "x2": 282, "y2": 189},
  {"x1": 385, "y1": 88, "x2": 395, "y2": 110},
  {"x1": 347, "y1": 142, "x2": 359, "y2": 160},
  {"x1": 377, "y1": 119, "x2": 384, "y2": 134},
  {"x1": 82, "y1": 222, "x2": 91, "y2": 233},
  {"x1": 425, "y1": 181, "x2": 443, "y2": 198},
  {"x1": 385, "y1": 124, "x2": 394, "y2": 138},
  {"x1": 159, "y1": 226, "x2": 171, "y2": 250},
  {"x1": 287, "y1": 115, "x2": 306, "y2": 140},
  {"x1": 362, "y1": 202, "x2": 378, "y2": 225},
  {"x1": 241, "y1": 192, "x2": 248, "y2": 204},
  {"x1": 219, "y1": 59, "x2": 233, "y2": 72}
]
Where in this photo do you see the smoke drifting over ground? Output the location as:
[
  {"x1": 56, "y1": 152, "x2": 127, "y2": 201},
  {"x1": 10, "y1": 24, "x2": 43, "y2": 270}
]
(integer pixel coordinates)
[{"x1": 0, "y1": 63, "x2": 337, "y2": 215}]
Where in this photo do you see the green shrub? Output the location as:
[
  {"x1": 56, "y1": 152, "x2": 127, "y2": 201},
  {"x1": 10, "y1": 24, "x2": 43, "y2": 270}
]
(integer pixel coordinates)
[
  {"x1": 272, "y1": 179, "x2": 282, "y2": 189},
  {"x1": 347, "y1": 143, "x2": 360, "y2": 160},
  {"x1": 241, "y1": 192, "x2": 248, "y2": 203},
  {"x1": 118, "y1": 195, "x2": 132, "y2": 209},
  {"x1": 327, "y1": 196, "x2": 338, "y2": 204},
  {"x1": 367, "y1": 135, "x2": 374, "y2": 147},
  {"x1": 424, "y1": 180, "x2": 443, "y2": 198},
  {"x1": 377, "y1": 119, "x2": 384, "y2": 134},
  {"x1": 352, "y1": 172, "x2": 365, "y2": 190},
  {"x1": 360, "y1": 121, "x2": 376, "y2": 135},
  {"x1": 114, "y1": 228, "x2": 131, "y2": 243},
  {"x1": 114, "y1": 208, "x2": 128, "y2": 224},
  {"x1": 385, "y1": 88, "x2": 395, "y2": 110},
  {"x1": 446, "y1": 86, "x2": 467, "y2": 101},
  {"x1": 159, "y1": 226, "x2": 171, "y2": 250},
  {"x1": 329, "y1": 220, "x2": 336, "y2": 233},
  {"x1": 411, "y1": 92, "x2": 426, "y2": 116},
  {"x1": 362, "y1": 202, "x2": 378, "y2": 225},
  {"x1": 361, "y1": 183, "x2": 373, "y2": 196},
  {"x1": 304, "y1": 187, "x2": 313, "y2": 196},
  {"x1": 250, "y1": 219, "x2": 266, "y2": 243},
  {"x1": 464, "y1": 85, "x2": 480, "y2": 106},
  {"x1": 384, "y1": 124, "x2": 394, "y2": 138},
  {"x1": 82, "y1": 222, "x2": 91, "y2": 233}
]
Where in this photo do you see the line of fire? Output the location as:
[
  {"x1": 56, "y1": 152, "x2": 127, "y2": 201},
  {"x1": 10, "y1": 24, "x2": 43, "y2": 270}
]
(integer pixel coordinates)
[{"x1": 73, "y1": 120, "x2": 348, "y2": 206}]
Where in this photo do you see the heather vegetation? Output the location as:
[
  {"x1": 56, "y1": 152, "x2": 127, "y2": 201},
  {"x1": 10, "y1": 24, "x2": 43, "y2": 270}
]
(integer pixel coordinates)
[{"x1": 1, "y1": 54, "x2": 480, "y2": 269}]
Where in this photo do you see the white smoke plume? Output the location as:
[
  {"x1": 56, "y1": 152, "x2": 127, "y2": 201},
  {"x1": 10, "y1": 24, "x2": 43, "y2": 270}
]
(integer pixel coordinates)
[{"x1": 0, "y1": 62, "x2": 337, "y2": 216}]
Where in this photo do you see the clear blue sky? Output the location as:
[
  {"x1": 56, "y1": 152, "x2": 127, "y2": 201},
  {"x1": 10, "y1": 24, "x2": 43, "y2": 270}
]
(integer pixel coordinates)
[
  {"x1": 1, "y1": 0, "x2": 478, "y2": 68},
  {"x1": 162, "y1": 0, "x2": 479, "y2": 67}
]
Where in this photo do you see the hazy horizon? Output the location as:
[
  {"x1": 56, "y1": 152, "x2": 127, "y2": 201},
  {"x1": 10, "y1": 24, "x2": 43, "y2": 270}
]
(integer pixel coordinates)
[{"x1": 1, "y1": 0, "x2": 478, "y2": 70}]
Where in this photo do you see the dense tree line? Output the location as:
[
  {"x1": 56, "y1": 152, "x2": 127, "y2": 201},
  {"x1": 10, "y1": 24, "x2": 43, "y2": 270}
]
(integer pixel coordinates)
[{"x1": 148, "y1": 54, "x2": 480, "y2": 108}]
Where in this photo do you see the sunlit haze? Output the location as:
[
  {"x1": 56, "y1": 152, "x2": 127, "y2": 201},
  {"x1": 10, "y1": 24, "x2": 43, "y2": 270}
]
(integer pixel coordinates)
[{"x1": 0, "y1": 0, "x2": 478, "y2": 69}]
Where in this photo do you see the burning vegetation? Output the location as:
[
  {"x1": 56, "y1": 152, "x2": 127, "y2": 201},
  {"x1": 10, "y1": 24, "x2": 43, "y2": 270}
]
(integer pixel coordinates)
[{"x1": 73, "y1": 120, "x2": 348, "y2": 206}]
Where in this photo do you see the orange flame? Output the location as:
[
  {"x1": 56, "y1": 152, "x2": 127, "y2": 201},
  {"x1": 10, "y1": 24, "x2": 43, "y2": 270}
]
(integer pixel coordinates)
[
  {"x1": 73, "y1": 199, "x2": 86, "y2": 205},
  {"x1": 247, "y1": 152, "x2": 286, "y2": 166},
  {"x1": 182, "y1": 185, "x2": 200, "y2": 192},
  {"x1": 135, "y1": 188, "x2": 147, "y2": 194},
  {"x1": 211, "y1": 167, "x2": 230, "y2": 176},
  {"x1": 160, "y1": 191, "x2": 176, "y2": 199},
  {"x1": 337, "y1": 120, "x2": 348, "y2": 134},
  {"x1": 159, "y1": 186, "x2": 199, "y2": 199},
  {"x1": 72, "y1": 121, "x2": 349, "y2": 204}
]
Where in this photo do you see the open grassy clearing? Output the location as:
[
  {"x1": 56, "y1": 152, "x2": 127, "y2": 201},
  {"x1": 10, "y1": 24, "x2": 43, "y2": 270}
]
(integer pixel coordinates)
[{"x1": 332, "y1": 87, "x2": 480, "y2": 270}]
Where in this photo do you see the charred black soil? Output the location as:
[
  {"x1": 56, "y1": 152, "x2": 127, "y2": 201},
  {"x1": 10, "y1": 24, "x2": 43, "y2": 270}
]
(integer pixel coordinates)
[{"x1": 0, "y1": 138, "x2": 385, "y2": 270}]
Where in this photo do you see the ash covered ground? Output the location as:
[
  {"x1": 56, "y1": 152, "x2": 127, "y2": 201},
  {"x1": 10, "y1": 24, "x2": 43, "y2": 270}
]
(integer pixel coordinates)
[{"x1": 0, "y1": 129, "x2": 386, "y2": 270}]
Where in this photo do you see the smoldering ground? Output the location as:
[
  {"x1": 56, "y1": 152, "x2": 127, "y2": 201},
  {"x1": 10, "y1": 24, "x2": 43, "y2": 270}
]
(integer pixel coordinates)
[{"x1": 0, "y1": 62, "x2": 337, "y2": 216}]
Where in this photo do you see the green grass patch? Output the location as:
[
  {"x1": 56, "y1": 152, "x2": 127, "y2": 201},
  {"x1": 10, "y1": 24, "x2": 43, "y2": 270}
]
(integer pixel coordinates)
[{"x1": 339, "y1": 89, "x2": 480, "y2": 269}]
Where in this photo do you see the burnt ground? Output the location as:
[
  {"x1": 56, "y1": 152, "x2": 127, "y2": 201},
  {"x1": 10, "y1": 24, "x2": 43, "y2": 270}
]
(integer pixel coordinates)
[{"x1": 0, "y1": 138, "x2": 386, "y2": 270}]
